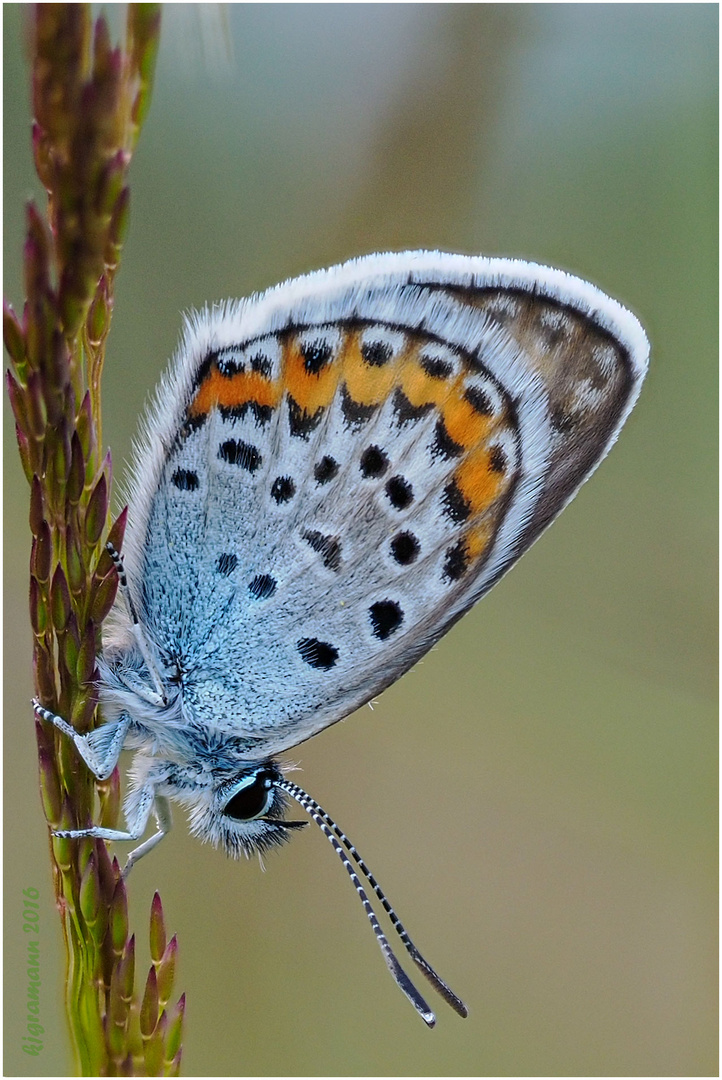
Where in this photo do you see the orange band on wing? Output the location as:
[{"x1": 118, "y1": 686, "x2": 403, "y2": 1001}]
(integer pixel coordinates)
[
  {"x1": 454, "y1": 445, "x2": 508, "y2": 515},
  {"x1": 189, "y1": 370, "x2": 280, "y2": 418}
]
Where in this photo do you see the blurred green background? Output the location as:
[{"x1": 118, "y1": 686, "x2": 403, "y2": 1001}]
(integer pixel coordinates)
[{"x1": 4, "y1": 4, "x2": 717, "y2": 1076}]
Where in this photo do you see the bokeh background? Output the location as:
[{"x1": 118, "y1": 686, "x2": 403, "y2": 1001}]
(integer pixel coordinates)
[{"x1": 4, "y1": 5, "x2": 717, "y2": 1076}]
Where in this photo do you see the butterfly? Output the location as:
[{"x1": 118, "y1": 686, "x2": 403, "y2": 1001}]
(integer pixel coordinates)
[{"x1": 35, "y1": 250, "x2": 649, "y2": 1025}]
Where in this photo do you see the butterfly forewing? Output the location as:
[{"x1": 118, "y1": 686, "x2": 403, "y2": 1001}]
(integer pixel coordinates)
[{"x1": 125, "y1": 253, "x2": 647, "y2": 757}]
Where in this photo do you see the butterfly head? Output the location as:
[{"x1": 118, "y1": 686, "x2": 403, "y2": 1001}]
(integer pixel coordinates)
[{"x1": 180, "y1": 762, "x2": 306, "y2": 858}]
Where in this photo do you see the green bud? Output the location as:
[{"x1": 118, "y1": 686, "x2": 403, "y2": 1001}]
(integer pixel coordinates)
[
  {"x1": 156, "y1": 935, "x2": 177, "y2": 1008},
  {"x1": 79, "y1": 852, "x2": 101, "y2": 929},
  {"x1": 50, "y1": 564, "x2": 72, "y2": 630},
  {"x1": 86, "y1": 278, "x2": 111, "y2": 347},
  {"x1": 140, "y1": 964, "x2": 159, "y2": 1038},
  {"x1": 38, "y1": 746, "x2": 62, "y2": 827},
  {"x1": 90, "y1": 569, "x2": 118, "y2": 624},
  {"x1": 164, "y1": 994, "x2": 185, "y2": 1065},
  {"x1": 109, "y1": 878, "x2": 129, "y2": 958},
  {"x1": 143, "y1": 1011, "x2": 167, "y2": 1076},
  {"x1": 29, "y1": 575, "x2": 49, "y2": 635},
  {"x1": 66, "y1": 531, "x2": 85, "y2": 596},
  {"x1": 3, "y1": 300, "x2": 26, "y2": 368},
  {"x1": 149, "y1": 892, "x2": 166, "y2": 964},
  {"x1": 108, "y1": 948, "x2": 132, "y2": 1039}
]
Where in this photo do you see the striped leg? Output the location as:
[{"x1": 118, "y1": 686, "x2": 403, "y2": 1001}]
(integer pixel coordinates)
[{"x1": 33, "y1": 699, "x2": 129, "y2": 780}]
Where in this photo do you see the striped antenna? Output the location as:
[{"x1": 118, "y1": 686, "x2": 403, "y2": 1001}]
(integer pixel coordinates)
[{"x1": 275, "y1": 777, "x2": 468, "y2": 1025}]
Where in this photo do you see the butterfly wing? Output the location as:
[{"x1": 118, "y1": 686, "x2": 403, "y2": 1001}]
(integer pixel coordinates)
[{"x1": 122, "y1": 252, "x2": 648, "y2": 758}]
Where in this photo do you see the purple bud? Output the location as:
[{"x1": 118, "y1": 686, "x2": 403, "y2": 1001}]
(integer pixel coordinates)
[{"x1": 29, "y1": 475, "x2": 44, "y2": 535}]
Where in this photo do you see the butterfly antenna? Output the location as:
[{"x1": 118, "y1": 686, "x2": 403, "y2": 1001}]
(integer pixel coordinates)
[{"x1": 276, "y1": 778, "x2": 468, "y2": 1023}]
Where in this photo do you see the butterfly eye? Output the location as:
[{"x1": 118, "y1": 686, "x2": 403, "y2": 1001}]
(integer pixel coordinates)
[{"x1": 223, "y1": 770, "x2": 275, "y2": 821}]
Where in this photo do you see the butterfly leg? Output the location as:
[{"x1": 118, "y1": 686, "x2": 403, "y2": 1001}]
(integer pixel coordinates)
[
  {"x1": 33, "y1": 698, "x2": 130, "y2": 780},
  {"x1": 51, "y1": 782, "x2": 172, "y2": 879},
  {"x1": 120, "y1": 796, "x2": 172, "y2": 879}
]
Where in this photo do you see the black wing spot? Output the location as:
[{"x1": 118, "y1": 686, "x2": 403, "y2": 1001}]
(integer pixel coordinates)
[
  {"x1": 431, "y1": 417, "x2": 464, "y2": 460},
  {"x1": 420, "y1": 354, "x2": 454, "y2": 379},
  {"x1": 172, "y1": 468, "x2": 199, "y2": 491},
  {"x1": 250, "y1": 351, "x2": 273, "y2": 378},
  {"x1": 220, "y1": 401, "x2": 273, "y2": 426},
  {"x1": 442, "y1": 479, "x2": 471, "y2": 523},
  {"x1": 385, "y1": 475, "x2": 414, "y2": 510},
  {"x1": 288, "y1": 397, "x2": 325, "y2": 438},
  {"x1": 301, "y1": 339, "x2": 334, "y2": 375},
  {"x1": 216, "y1": 553, "x2": 238, "y2": 576},
  {"x1": 443, "y1": 539, "x2": 470, "y2": 581},
  {"x1": 392, "y1": 388, "x2": 434, "y2": 426},
  {"x1": 297, "y1": 637, "x2": 339, "y2": 669},
  {"x1": 303, "y1": 530, "x2": 341, "y2": 572},
  {"x1": 218, "y1": 439, "x2": 262, "y2": 472},
  {"x1": 369, "y1": 600, "x2": 404, "y2": 640},
  {"x1": 489, "y1": 445, "x2": 507, "y2": 473},
  {"x1": 359, "y1": 445, "x2": 389, "y2": 478},
  {"x1": 464, "y1": 385, "x2": 494, "y2": 416},
  {"x1": 217, "y1": 352, "x2": 242, "y2": 377},
  {"x1": 314, "y1": 456, "x2": 339, "y2": 484},
  {"x1": 271, "y1": 476, "x2": 296, "y2": 504},
  {"x1": 390, "y1": 532, "x2": 420, "y2": 565},
  {"x1": 361, "y1": 339, "x2": 393, "y2": 366},
  {"x1": 341, "y1": 384, "x2": 377, "y2": 427},
  {"x1": 248, "y1": 573, "x2": 277, "y2": 599}
]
